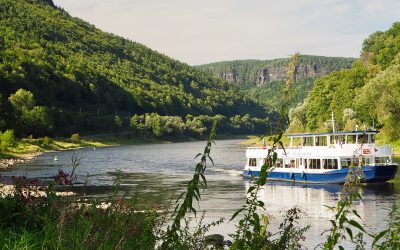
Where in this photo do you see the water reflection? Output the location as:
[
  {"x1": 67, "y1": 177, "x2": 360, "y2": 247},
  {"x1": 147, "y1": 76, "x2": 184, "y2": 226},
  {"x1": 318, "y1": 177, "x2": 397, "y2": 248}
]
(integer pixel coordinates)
[{"x1": 244, "y1": 181, "x2": 398, "y2": 248}]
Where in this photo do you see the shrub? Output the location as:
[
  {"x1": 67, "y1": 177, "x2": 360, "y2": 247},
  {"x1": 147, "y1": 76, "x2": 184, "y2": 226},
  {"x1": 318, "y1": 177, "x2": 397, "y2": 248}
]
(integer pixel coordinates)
[
  {"x1": 0, "y1": 129, "x2": 16, "y2": 150},
  {"x1": 70, "y1": 133, "x2": 80, "y2": 142},
  {"x1": 37, "y1": 136, "x2": 52, "y2": 147}
]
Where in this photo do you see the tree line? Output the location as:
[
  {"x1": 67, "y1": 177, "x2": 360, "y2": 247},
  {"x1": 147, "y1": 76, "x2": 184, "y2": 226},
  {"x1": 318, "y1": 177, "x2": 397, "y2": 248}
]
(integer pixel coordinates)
[
  {"x1": 288, "y1": 22, "x2": 400, "y2": 141},
  {"x1": 0, "y1": 0, "x2": 273, "y2": 138}
]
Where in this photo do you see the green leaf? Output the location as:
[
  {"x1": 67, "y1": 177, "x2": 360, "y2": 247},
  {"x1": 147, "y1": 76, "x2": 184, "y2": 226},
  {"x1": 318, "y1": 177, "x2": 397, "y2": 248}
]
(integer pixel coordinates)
[
  {"x1": 352, "y1": 209, "x2": 361, "y2": 219},
  {"x1": 194, "y1": 153, "x2": 202, "y2": 159},
  {"x1": 207, "y1": 155, "x2": 214, "y2": 166},
  {"x1": 372, "y1": 230, "x2": 388, "y2": 246},
  {"x1": 348, "y1": 219, "x2": 366, "y2": 233},
  {"x1": 274, "y1": 132, "x2": 283, "y2": 144},
  {"x1": 200, "y1": 173, "x2": 207, "y2": 188},
  {"x1": 231, "y1": 208, "x2": 244, "y2": 221},
  {"x1": 247, "y1": 185, "x2": 256, "y2": 193},
  {"x1": 345, "y1": 227, "x2": 353, "y2": 240},
  {"x1": 176, "y1": 192, "x2": 186, "y2": 203}
]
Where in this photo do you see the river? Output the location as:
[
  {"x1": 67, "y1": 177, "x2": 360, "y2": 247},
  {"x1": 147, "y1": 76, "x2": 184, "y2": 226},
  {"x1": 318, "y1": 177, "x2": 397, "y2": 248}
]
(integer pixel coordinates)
[{"x1": 1, "y1": 139, "x2": 399, "y2": 249}]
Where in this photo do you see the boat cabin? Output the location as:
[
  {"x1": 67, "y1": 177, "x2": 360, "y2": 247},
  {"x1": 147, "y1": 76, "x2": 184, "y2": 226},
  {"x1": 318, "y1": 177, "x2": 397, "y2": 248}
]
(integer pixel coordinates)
[
  {"x1": 246, "y1": 130, "x2": 393, "y2": 171},
  {"x1": 288, "y1": 130, "x2": 377, "y2": 147}
]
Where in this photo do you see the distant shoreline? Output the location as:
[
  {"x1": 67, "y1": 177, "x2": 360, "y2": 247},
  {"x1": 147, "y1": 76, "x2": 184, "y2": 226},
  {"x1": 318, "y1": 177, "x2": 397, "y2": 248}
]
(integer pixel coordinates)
[{"x1": 0, "y1": 133, "x2": 249, "y2": 169}]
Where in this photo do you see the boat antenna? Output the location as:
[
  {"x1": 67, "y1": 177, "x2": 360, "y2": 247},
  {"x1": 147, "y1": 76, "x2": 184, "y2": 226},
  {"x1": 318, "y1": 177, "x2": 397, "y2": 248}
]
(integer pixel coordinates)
[{"x1": 331, "y1": 112, "x2": 336, "y2": 133}]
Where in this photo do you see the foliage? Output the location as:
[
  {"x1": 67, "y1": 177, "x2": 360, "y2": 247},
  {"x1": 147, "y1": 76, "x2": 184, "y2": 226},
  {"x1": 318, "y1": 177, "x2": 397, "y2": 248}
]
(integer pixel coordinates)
[
  {"x1": 322, "y1": 158, "x2": 367, "y2": 249},
  {"x1": 159, "y1": 121, "x2": 219, "y2": 249},
  {"x1": 0, "y1": 0, "x2": 271, "y2": 137},
  {"x1": 372, "y1": 204, "x2": 400, "y2": 249},
  {"x1": 8, "y1": 88, "x2": 35, "y2": 111},
  {"x1": 302, "y1": 22, "x2": 400, "y2": 140},
  {"x1": 70, "y1": 133, "x2": 80, "y2": 141},
  {"x1": 356, "y1": 59, "x2": 400, "y2": 140},
  {"x1": 0, "y1": 153, "x2": 157, "y2": 249},
  {"x1": 128, "y1": 112, "x2": 269, "y2": 139},
  {"x1": 198, "y1": 55, "x2": 355, "y2": 110},
  {"x1": 230, "y1": 54, "x2": 309, "y2": 249},
  {"x1": 0, "y1": 129, "x2": 16, "y2": 150}
]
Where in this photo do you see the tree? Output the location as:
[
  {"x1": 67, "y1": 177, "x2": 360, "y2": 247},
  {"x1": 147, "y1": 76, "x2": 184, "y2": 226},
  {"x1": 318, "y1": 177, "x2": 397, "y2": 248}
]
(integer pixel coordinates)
[
  {"x1": 8, "y1": 89, "x2": 36, "y2": 111},
  {"x1": 356, "y1": 61, "x2": 400, "y2": 140},
  {"x1": 21, "y1": 106, "x2": 53, "y2": 136},
  {"x1": 114, "y1": 115, "x2": 123, "y2": 129}
]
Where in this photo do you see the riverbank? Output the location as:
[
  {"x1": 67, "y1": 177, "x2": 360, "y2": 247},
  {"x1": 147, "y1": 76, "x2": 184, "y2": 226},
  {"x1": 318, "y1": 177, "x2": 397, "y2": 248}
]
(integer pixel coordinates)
[{"x1": 0, "y1": 133, "x2": 248, "y2": 168}]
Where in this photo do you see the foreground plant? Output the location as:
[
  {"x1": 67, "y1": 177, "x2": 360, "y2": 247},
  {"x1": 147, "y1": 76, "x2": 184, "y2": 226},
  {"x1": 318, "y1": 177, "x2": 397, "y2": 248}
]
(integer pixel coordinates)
[
  {"x1": 159, "y1": 121, "x2": 222, "y2": 249},
  {"x1": 230, "y1": 53, "x2": 309, "y2": 249},
  {"x1": 321, "y1": 156, "x2": 367, "y2": 250},
  {"x1": 0, "y1": 152, "x2": 158, "y2": 249}
]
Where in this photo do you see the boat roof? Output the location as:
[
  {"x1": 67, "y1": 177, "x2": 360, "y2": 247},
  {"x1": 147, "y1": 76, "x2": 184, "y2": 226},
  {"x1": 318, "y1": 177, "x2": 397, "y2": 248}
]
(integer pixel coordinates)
[{"x1": 287, "y1": 130, "x2": 379, "y2": 138}]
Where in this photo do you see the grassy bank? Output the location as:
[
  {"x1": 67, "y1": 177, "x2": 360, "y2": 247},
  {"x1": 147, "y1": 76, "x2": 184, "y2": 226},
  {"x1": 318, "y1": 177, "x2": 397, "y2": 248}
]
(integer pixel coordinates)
[
  {"x1": 0, "y1": 137, "x2": 112, "y2": 160},
  {"x1": 0, "y1": 133, "x2": 248, "y2": 161}
]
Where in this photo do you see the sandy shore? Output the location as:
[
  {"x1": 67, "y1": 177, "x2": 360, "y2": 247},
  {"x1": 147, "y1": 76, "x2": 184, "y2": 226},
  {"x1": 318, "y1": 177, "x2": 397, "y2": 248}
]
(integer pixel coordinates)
[{"x1": 0, "y1": 153, "x2": 40, "y2": 169}]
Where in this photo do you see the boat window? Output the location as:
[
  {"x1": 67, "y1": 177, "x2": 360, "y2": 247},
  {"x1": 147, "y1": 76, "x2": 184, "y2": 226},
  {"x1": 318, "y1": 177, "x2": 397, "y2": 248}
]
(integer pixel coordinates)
[
  {"x1": 346, "y1": 135, "x2": 356, "y2": 144},
  {"x1": 364, "y1": 157, "x2": 371, "y2": 166},
  {"x1": 341, "y1": 158, "x2": 352, "y2": 168},
  {"x1": 331, "y1": 135, "x2": 344, "y2": 144},
  {"x1": 302, "y1": 137, "x2": 314, "y2": 146},
  {"x1": 292, "y1": 137, "x2": 301, "y2": 147},
  {"x1": 315, "y1": 136, "x2": 327, "y2": 146},
  {"x1": 249, "y1": 158, "x2": 257, "y2": 166},
  {"x1": 369, "y1": 134, "x2": 376, "y2": 143},
  {"x1": 284, "y1": 159, "x2": 289, "y2": 168},
  {"x1": 284, "y1": 159, "x2": 296, "y2": 168},
  {"x1": 263, "y1": 158, "x2": 271, "y2": 166},
  {"x1": 358, "y1": 134, "x2": 368, "y2": 143},
  {"x1": 275, "y1": 158, "x2": 283, "y2": 168},
  {"x1": 376, "y1": 157, "x2": 390, "y2": 164},
  {"x1": 341, "y1": 157, "x2": 362, "y2": 167},
  {"x1": 323, "y1": 159, "x2": 338, "y2": 169},
  {"x1": 308, "y1": 159, "x2": 321, "y2": 169}
]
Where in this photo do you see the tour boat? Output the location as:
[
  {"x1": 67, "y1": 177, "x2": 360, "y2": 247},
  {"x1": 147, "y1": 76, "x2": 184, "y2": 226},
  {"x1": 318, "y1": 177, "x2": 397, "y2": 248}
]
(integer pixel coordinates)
[{"x1": 243, "y1": 130, "x2": 398, "y2": 184}]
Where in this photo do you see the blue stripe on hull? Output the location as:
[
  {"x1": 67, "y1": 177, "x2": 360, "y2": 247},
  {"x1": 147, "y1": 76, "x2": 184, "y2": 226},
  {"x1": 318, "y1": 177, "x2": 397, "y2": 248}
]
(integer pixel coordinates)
[{"x1": 242, "y1": 165, "x2": 398, "y2": 184}]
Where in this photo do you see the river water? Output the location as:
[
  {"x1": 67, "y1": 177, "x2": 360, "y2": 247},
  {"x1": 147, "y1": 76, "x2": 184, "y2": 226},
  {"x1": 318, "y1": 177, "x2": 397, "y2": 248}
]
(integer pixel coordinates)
[{"x1": 1, "y1": 139, "x2": 399, "y2": 249}]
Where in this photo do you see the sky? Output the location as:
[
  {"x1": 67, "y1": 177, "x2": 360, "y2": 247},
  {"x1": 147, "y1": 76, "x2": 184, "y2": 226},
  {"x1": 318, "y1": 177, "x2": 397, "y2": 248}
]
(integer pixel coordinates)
[{"x1": 53, "y1": 0, "x2": 400, "y2": 65}]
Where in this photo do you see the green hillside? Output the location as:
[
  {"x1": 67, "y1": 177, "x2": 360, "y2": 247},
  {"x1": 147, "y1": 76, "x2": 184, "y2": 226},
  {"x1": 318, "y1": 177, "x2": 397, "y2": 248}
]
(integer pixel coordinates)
[
  {"x1": 0, "y1": 0, "x2": 272, "y2": 137},
  {"x1": 197, "y1": 55, "x2": 355, "y2": 108},
  {"x1": 291, "y1": 22, "x2": 400, "y2": 141}
]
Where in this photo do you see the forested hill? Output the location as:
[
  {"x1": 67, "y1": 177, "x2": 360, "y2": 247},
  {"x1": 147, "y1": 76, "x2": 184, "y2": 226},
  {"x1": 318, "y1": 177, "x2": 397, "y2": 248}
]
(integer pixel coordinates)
[
  {"x1": 0, "y1": 0, "x2": 272, "y2": 137},
  {"x1": 197, "y1": 56, "x2": 355, "y2": 88},
  {"x1": 288, "y1": 22, "x2": 400, "y2": 141},
  {"x1": 197, "y1": 56, "x2": 355, "y2": 109}
]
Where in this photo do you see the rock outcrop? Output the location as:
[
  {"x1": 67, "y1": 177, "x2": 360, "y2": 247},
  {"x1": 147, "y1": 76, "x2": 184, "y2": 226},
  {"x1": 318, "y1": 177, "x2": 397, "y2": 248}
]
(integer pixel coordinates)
[{"x1": 197, "y1": 55, "x2": 356, "y2": 88}]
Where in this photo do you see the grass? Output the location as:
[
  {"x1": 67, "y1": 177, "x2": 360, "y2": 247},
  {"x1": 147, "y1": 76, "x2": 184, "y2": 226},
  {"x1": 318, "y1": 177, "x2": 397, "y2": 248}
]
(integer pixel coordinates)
[
  {"x1": 0, "y1": 137, "x2": 111, "y2": 160},
  {"x1": 0, "y1": 184, "x2": 158, "y2": 249},
  {"x1": 1, "y1": 132, "x2": 250, "y2": 161}
]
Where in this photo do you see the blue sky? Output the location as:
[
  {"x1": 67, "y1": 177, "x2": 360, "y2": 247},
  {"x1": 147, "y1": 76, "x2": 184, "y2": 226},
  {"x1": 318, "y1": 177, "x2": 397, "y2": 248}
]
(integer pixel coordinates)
[{"x1": 53, "y1": 0, "x2": 399, "y2": 65}]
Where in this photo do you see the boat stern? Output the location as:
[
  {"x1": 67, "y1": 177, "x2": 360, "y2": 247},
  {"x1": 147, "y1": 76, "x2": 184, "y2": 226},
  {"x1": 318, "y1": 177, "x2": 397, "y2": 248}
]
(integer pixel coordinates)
[{"x1": 364, "y1": 164, "x2": 398, "y2": 183}]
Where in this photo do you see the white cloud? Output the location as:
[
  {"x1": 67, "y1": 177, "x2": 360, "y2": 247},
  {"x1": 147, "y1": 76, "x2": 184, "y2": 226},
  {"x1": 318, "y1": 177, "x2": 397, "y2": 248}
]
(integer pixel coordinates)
[{"x1": 53, "y1": 0, "x2": 400, "y2": 65}]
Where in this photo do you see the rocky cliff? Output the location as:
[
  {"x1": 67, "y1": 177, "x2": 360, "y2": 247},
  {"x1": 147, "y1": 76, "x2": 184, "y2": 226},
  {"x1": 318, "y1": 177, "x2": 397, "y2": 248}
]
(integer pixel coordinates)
[{"x1": 198, "y1": 55, "x2": 356, "y2": 88}]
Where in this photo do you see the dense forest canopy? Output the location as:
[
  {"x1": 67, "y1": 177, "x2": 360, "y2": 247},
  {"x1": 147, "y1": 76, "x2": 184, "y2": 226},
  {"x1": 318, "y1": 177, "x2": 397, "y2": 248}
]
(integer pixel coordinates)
[
  {"x1": 0, "y1": 0, "x2": 275, "y2": 137},
  {"x1": 294, "y1": 22, "x2": 400, "y2": 140},
  {"x1": 197, "y1": 56, "x2": 355, "y2": 109}
]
